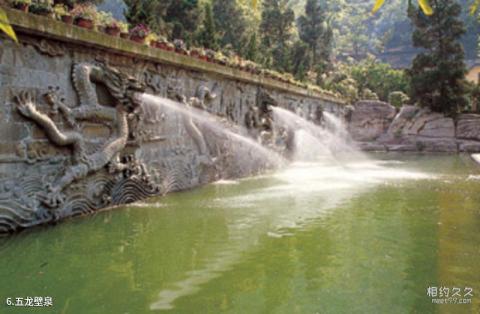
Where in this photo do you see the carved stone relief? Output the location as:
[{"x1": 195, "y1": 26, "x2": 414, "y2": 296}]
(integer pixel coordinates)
[
  {"x1": 0, "y1": 36, "x2": 344, "y2": 234},
  {"x1": 0, "y1": 62, "x2": 162, "y2": 233}
]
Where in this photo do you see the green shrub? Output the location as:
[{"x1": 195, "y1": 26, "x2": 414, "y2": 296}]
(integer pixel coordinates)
[
  {"x1": 362, "y1": 88, "x2": 379, "y2": 101},
  {"x1": 388, "y1": 91, "x2": 410, "y2": 107}
]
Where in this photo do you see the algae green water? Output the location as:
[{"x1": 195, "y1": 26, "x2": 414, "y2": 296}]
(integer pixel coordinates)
[{"x1": 1, "y1": 154, "x2": 479, "y2": 314}]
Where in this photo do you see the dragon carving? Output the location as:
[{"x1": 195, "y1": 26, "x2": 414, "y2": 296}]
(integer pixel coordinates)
[
  {"x1": 167, "y1": 84, "x2": 216, "y2": 166},
  {"x1": 14, "y1": 63, "x2": 146, "y2": 209}
]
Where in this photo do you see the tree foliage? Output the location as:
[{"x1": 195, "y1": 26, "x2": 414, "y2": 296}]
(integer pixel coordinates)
[
  {"x1": 297, "y1": 0, "x2": 331, "y2": 65},
  {"x1": 350, "y1": 56, "x2": 410, "y2": 101},
  {"x1": 260, "y1": 0, "x2": 295, "y2": 71},
  {"x1": 212, "y1": 0, "x2": 248, "y2": 54},
  {"x1": 124, "y1": 0, "x2": 200, "y2": 43},
  {"x1": 197, "y1": 3, "x2": 217, "y2": 49},
  {"x1": 408, "y1": 0, "x2": 468, "y2": 114}
]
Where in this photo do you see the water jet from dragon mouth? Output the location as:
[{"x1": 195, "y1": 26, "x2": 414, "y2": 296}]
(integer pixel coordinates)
[{"x1": 140, "y1": 93, "x2": 287, "y2": 179}]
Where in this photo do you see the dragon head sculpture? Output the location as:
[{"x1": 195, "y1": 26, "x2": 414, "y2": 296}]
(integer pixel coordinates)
[{"x1": 91, "y1": 65, "x2": 146, "y2": 111}]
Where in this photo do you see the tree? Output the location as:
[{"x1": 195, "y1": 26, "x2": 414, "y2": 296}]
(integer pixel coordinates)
[
  {"x1": 259, "y1": 0, "x2": 295, "y2": 71},
  {"x1": 124, "y1": 0, "x2": 200, "y2": 43},
  {"x1": 408, "y1": 0, "x2": 468, "y2": 114},
  {"x1": 197, "y1": 3, "x2": 218, "y2": 49},
  {"x1": 212, "y1": 0, "x2": 248, "y2": 54},
  {"x1": 289, "y1": 41, "x2": 311, "y2": 81},
  {"x1": 124, "y1": 0, "x2": 153, "y2": 28},
  {"x1": 297, "y1": 0, "x2": 332, "y2": 66},
  {"x1": 350, "y1": 56, "x2": 410, "y2": 101},
  {"x1": 327, "y1": 0, "x2": 381, "y2": 60},
  {"x1": 167, "y1": 0, "x2": 200, "y2": 43},
  {"x1": 245, "y1": 32, "x2": 258, "y2": 61}
]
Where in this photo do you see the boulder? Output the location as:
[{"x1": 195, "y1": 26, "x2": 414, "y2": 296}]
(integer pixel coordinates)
[
  {"x1": 404, "y1": 111, "x2": 455, "y2": 138},
  {"x1": 351, "y1": 104, "x2": 480, "y2": 153},
  {"x1": 348, "y1": 100, "x2": 397, "y2": 142},
  {"x1": 378, "y1": 105, "x2": 419, "y2": 143},
  {"x1": 381, "y1": 106, "x2": 455, "y2": 139},
  {"x1": 456, "y1": 114, "x2": 480, "y2": 141}
]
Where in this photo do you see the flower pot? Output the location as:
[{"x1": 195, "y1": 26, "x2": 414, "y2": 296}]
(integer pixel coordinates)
[
  {"x1": 190, "y1": 50, "x2": 200, "y2": 58},
  {"x1": 199, "y1": 55, "x2": 208, "y2": 61},
  {"x1": 61, "y1": 15, "x2": 73, "y2": 24},
  {"x1": 130, "y1": 35, "x2": 146, "y2": 44},
  {"x1": 154, "y1": 42, "x2": 167, "y2": 49},
  {"x1": 120, "y1": 32, "x2": 129, "y2": 39},
  {"x1": 105, "y1": 26, "x2": 121, "y2": 37},
  {"x1": 175, "y1": 48, "x2": 187, "y2": 55},
  {"x1": 75, "y1": 17, "x2": 94, "y2": 30},
  {"x1": 150, "y1": 41, "x2": 163, "y2": 49},
  {"x1": 13, "y1": 3, "x2": 29, "y2": 13}
]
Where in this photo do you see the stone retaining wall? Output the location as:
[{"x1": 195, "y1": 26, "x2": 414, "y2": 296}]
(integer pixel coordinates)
[{"x1": 0, "y1": 9, "x2": 345, "y2": 233}]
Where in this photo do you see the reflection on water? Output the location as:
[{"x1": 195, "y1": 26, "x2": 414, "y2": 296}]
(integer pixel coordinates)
[{"x1": 0, "y1": 154, "x2": 479, "y2": 314}]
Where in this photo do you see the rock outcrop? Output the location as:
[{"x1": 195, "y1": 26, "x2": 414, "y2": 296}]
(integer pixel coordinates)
[
  {"x1": 348, "y1": 101, "x2": 396, "y2": 141},
  {"x1": 350, "y1": 102, "x2": 480, "y2": 153},
  {"x1": 456, "y1": 114, "x2": 480, "y2": 141}
]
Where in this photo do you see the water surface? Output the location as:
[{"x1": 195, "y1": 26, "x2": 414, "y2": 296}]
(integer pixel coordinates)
[{"x1": 1, "y1": 154, "x2": 479, "y2": 314}]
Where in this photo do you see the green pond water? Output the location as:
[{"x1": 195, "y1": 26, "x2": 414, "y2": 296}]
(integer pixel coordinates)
[{"x1": 1, "y1": 154, "x2": 479, "y2": 314}]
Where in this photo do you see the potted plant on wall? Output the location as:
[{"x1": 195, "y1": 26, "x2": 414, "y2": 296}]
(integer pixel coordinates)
[
  {"x1": 149, "y1": 35, "x2": 168, "y2": 50},
  {"x1": 213, "y1": 51, "x2": 227, "y2": 65},
  {"x1": 129, "y1": 24, "x2": 150, "y2": 44},
  {"x1": 53, "y1": 4, "x2": 72, "y2": 24},
  {"x1": 105, "y1": 20, "x2": 121, "y2": 37},
  {"x1": 147, "y1": 33, "x2": 159, "y2": 47},
  {"x1": 189, "y1": 47, "x2": 203, "y2": 58},
  {"x1": 29, "y1": 1, "x2": 54, "y2": 17},
  {"x1": 190, "y1": 48, "x2": 208, "y2": 61},
  {"x1": 173, "y1": 39, "x2": 188, "y2": 55},
  {"x1": 71, "y1": 4, "x2": 97, "y2": 30},
  {"x1": 10, "y1": 0, "x2": 31, "y2": 13},
  {"x1": 100, "y1": 13, "x2": 121, "y2": 37},
  {"x1": 205, "y1": 49, "x2": 215, "y2": 63},
  {"x1": 118, "y1": 22, "x2": 129, "y2": 39},
  {"x1": 162, "y1": 40, "x2": 175, "y2": 51}
]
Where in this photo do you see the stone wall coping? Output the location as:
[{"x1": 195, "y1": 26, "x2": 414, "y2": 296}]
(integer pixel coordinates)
[{"x1": 4, "y1": 7, "x2": 346, "y2": 105}]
